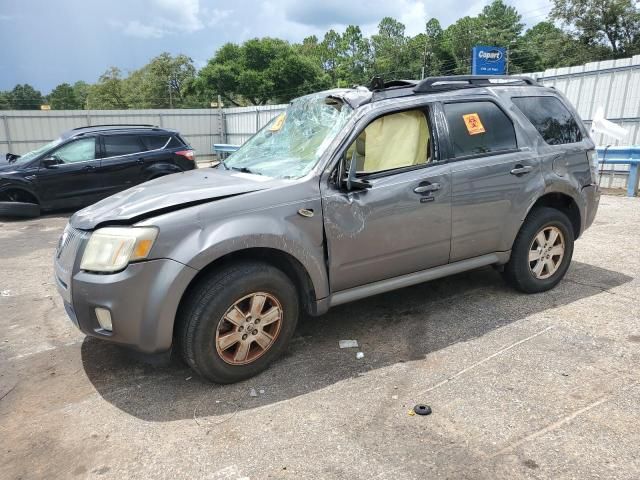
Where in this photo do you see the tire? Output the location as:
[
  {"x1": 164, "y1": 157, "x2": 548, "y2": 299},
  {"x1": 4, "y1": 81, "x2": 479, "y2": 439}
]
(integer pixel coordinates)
[
  {"x1": 0, "y1": 201, "x2": 41, "y2": 218},
  {"x1": 503, "y1": 207, "x2": 574, "y2": 293},
  {"x1": 177, "y1": 261, "x2": 299, "y2": 383}
]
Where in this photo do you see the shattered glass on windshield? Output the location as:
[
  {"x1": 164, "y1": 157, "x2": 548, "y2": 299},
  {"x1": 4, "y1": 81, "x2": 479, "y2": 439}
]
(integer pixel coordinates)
[{"x1": 224, "y1": 92, "x2": 354, "y2": 179}]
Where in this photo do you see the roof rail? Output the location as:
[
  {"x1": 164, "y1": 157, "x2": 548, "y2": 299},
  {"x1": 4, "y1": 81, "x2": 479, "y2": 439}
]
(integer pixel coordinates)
[
  {"x1": 71, "y1": 124, "x2": 158, "y2": 131},
  {"x1": 414, "y1": 75, "x2": 539, "y2": 94}
]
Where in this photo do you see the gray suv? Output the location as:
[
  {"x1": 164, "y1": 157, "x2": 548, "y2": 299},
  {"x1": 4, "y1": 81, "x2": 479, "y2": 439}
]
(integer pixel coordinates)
[{"x1": 54, "y1": 76, "x2": 600, "y2": 383}]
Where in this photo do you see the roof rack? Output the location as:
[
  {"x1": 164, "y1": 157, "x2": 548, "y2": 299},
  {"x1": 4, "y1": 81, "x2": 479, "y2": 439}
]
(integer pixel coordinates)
[
  {"x1": 71, "y1": 124, "x2": 158, "y2": 131},
  {"x1": 413, "y1": 75, "x2": 539, "y2": 93}
]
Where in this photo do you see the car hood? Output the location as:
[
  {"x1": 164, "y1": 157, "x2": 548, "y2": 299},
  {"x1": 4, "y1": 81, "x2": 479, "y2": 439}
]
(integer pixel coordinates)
[{"x1": 71, "y1": 167, "x2": 286, "y2": 230}]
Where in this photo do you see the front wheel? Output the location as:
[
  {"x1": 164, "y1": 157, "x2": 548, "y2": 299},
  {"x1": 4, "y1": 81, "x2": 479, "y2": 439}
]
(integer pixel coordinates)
[
  {"x1": 177, "y1": 262, "x2": 299, "y2": 383},
  {"x1": 503, "y1": 207, "x2": 574, "y2": 293}
]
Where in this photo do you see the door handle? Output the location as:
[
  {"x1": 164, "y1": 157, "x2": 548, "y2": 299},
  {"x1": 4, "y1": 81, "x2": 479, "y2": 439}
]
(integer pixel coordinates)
[
  {"x1": 414, "y1": 183, "x2": 441, "y2": 194},
  {"x1": 137, "y1": 158, "x2": 145, "y2": 165},
  {"x1": 83, "y1": 165, "x2": 96, "y2": 171},
  {"x1": 510, "y1": 164, "x2": 533, "y2": 176}
]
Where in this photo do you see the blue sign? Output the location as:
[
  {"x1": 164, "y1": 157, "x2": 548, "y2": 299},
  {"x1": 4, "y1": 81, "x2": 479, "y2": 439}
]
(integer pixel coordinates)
[{"x1": 472, "y1": 46, "x2": 506, "y2": 75}]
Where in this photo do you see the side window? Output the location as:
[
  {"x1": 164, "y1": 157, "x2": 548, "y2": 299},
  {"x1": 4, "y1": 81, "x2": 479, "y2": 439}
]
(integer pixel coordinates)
[
  {"x1": 343, "y1": 109, "x2": 432, "y2": 175},
  {"x1": 103, "y1": 135, "x2": 144, "y2": 157},
  {"x1": 512, "y1": 96, "x2": 583, "y2": 145},
  {"x1": 141, "y1": 135, "x2": 170, "y2": 150},
  {"x1": 443, "y1": 101, "x2": 517, "y2": 158},
  {"x1": 52, "y1": 138, "x2": 97, "y2": 164}
]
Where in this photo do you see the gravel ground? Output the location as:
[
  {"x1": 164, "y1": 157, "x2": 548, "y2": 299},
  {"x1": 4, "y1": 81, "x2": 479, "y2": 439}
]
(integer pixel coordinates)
[{"x1": 1, "y1": 194, "x2": 639, "y2": 480}]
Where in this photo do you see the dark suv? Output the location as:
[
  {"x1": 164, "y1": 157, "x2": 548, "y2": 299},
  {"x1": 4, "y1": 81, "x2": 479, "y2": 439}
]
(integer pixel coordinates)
[
  {"x1": 0, "y1": 124, "x2": 195, "y2": 217},
  {"x1": 54, "y1": 76, "x2": 600, "y2": 383}
]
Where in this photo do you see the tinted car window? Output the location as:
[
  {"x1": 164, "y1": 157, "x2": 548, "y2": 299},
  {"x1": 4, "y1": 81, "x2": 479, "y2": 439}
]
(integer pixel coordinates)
[
  {"x1": 167, "y1": 136, "x2": 183, "y2": 148},
  {"x1": 52, "y1": 138, "x2": 97, "y2": 164},
  {"x1": 103, "y1": 135, "x2": 143, "y2": 157},
  {"x1": 141, "y1": 135, "x2": 170, "y2": 150},
  {"x1": 443, "y1": 101, "x2": 517, "y2": 158},
  {"x1": 512, "y1": 96, "x2": 583, "y2": 145}
]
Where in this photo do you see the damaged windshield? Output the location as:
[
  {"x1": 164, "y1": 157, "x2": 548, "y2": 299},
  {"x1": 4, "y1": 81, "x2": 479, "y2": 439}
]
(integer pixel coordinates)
[{"x1": 224, "y1": 93, "x2": 354, "y2": 179}]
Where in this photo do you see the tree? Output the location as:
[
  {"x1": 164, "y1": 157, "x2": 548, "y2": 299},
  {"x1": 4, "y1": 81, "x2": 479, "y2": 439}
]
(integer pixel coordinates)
[
  {"x1": 512, "y1": 21, "x2": 609, "y2": 72},
  {"x1": 72, "y1": 81, "x2": 90, "y2": 109},
  {"x1": 196, "y1": 38, "x2": 328, "y2": 106},
  {"x1": 338, "y1": 26, "x2": 372, "y2": 86},
  {"x1": 478, "y1": 0, "x2": 524, "y2": 46},
  {"x1": 551, "y1": 0, "x2": 640, "y2": 57},
  {"x1": 48, "y1": 83, "x2": 81, "y2": 109},
  {"x1": 443, "y1": 17, "x2": 483, "y2": 74},
  {"x1": 86, "y1": 67, "x2": 128, "y2": 109},
  {"x1": 371, "y1": 17, "x2": 411, "y2": 77},
  {"x1": 0, "y1": 92, "x2": 11, "y2": 110},
  {"x1": 8, "y1": 84, "x2": 44, "y2": 110}
]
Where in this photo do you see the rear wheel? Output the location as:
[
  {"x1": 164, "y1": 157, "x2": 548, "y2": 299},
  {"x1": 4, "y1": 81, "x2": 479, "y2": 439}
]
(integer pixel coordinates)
[
  {"x1": 177, "y1": 262, "x2": 299, "y2": 383},
  {"x1": 503, "y1": 207, "x2": 574, "y2": 293}
]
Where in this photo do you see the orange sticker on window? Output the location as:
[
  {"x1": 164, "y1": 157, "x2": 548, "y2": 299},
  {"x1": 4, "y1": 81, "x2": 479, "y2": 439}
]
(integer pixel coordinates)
[
  {"x1": 462, "y1": 113, "x2": 486, "y2": 135},
  {"x1": 269, "y1": 113, "x2": 286, "y2": 132}
]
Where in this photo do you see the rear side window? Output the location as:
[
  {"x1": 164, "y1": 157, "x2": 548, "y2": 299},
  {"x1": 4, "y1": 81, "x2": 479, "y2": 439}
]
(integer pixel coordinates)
[
  {"x1": 512, "y1": 96, "x2": 582, "y2": 145},
  {"x1": 141, "y1": 135, "x2": 171, "y2": 150},
  {"x1": 103, "y1": 135, "x2": 144, "y2": 157},
  {"x1": 443, "y1": 101, "x2": 517, "y2": 158}
]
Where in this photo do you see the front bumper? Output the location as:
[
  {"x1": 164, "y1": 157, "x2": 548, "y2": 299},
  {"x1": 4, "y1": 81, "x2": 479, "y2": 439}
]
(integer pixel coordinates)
[{"x1": 55, "y1": 230, "x2": 198, "y2": 353}]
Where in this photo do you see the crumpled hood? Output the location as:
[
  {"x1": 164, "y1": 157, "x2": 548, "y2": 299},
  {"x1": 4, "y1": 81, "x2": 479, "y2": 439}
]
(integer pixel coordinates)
[{"x1": 71, "y1": 167, "x2": 284, "y2": 230}]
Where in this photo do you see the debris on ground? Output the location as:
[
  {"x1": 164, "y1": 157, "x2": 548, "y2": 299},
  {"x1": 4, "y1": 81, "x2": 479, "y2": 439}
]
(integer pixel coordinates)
[
  {"x1": 413, "y1": 404, "x2": 432, "y2": 416},
  {"x1": 259, "y1": 389, "x2": 265, "y2": 394},
  {"x1": 392, "y1": 395, "x2": 398, "y2": 400},
  {"x1": 249, "y1": 388, "x2": 258, "y2": 397},
  {"x1": 339, "y1": 340, "x2": 358, "y2": 349},
  {"x1": 185, "y1": 376, "x2": 192, "y2": 381},
  {"x1": 1, "y1": 290, "x2": 12, "y2": 297},
  {"x1": 356, "y1": 352, "x2": 364, "y2": 359}
]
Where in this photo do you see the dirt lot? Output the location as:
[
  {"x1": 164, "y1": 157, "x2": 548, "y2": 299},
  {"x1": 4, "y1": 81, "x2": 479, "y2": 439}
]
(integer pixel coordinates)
[{"x1": 1, "y1": 195, "x2": 639, "y2": 480}]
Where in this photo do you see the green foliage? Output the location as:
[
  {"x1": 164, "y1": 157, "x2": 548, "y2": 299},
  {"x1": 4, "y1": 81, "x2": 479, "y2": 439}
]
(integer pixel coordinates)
[
  {"x1": 4, "y1": 0, "x2": 640, "y2": 109},
  {"x1": 86, "y1": 67, "x2": 128, "y2": 109},
  {"x1": 196, "y1": 37, "x2": 329, "y2": 106},
  {"x1": 48, "y1": 83, "x2": 81, "y2": 109},
  {"x1": 551, "y1": 0, "x2": 640, "y2": 56},
  {"x1": 5, "y1": 84, "x2": 44, "y2": 110}
]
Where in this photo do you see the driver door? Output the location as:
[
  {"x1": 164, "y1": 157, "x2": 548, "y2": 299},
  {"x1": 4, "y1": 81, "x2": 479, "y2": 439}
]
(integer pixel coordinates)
[
  {"x1": 321, "y1": 106, "x2": 452, "y2": 292},
  {"x1": 36, "y1": 136, "x2": 103, "y2": 209}
]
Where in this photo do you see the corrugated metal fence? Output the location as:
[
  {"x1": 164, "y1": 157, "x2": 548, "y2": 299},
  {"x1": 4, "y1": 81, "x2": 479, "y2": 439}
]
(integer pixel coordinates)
[
  {"x1": 530, "y1": 55, "x2": 640, "y2": 146},
  {"x1": 0, "y1": 105, "x2": 287, "y2": 161}
]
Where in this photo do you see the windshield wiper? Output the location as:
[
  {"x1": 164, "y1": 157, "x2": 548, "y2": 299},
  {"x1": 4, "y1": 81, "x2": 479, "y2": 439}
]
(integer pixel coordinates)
[{"x1": 231, "y1": 166, "x2": 262, "y2": 175}]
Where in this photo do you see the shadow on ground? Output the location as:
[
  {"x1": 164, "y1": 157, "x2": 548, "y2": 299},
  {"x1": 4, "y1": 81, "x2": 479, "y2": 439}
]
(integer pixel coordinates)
[{"x1": 81, "y1": 261, "x2": 631, "y2": 422}]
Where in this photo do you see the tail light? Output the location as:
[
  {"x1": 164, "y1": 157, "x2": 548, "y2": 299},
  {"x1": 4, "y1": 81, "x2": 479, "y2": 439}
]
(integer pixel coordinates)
[{"x1": 176, "y1": 150, "x2": 195, "y2": 162}]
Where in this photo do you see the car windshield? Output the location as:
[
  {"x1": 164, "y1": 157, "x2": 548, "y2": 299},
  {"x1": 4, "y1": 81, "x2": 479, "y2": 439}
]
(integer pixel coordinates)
[
  {"x1": 11, "y1": 138, "x2": 63, "y2": 164},
  {"x1": 224, "y1": 93, "x2": 354, "y2": 179}
]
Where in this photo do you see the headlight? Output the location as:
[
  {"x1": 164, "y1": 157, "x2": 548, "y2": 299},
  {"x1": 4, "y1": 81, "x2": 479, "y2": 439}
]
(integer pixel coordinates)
[{"x1": 80, "y1": 227, "x2": 158, "y2": 272}]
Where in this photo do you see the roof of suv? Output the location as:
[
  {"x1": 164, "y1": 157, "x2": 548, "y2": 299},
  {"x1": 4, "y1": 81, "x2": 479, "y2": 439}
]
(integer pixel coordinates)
[
  {"x1": 61, "y1": 124, "x2": 178, "y2": 140},
  {"x1": 368, "y1": 75, "x2": 543, "y2": 103}
]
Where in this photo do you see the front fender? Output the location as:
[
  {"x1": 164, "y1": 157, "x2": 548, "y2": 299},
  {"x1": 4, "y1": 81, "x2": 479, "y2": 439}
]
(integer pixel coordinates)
[{"x1": 147, "y1": 198, "x2": 330, "y2": 301}]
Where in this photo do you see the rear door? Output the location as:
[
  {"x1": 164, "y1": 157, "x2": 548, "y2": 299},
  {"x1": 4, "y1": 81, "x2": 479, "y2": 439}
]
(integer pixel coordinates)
[
  {"x1": 36, "y1": 136, "x2": 103, "y2": 209},
  {"x1": 442, "y1": 99, "x2": 542, "y2": 262},
  {"x1": 98, "y1": 134, "x2": 147, "y2": 197}
]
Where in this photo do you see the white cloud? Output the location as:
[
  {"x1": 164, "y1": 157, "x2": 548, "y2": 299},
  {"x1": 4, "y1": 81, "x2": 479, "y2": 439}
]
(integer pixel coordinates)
[{"x1": 110, "y1": 0, "x2": 231, "y2": 39}]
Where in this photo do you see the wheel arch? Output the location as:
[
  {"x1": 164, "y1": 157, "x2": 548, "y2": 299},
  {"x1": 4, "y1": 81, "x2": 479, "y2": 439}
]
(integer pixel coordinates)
[
  {"x1": 0, "y1": 185, "x2": 41, "y2": 205},
  {"x1": 524, "y1": 191, "x2": 582, "y2": 239},
  {"x1": 174, "y1": 247, "x2": 319, "y2": 341}
]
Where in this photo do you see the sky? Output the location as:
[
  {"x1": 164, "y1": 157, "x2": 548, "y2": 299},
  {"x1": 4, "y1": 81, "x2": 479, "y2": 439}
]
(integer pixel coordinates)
[{"x1": 0, "y1": 0, "x2": 552, "y2": 93}]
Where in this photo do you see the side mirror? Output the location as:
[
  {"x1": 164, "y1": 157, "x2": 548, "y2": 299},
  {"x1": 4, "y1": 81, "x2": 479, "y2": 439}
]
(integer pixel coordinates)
[
  {"x1": 339, "y1": 149, "x2": 371, "y2": 191},
  {"x1": 42, "y1": 156, "x2": 61, "y2": 168}
]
